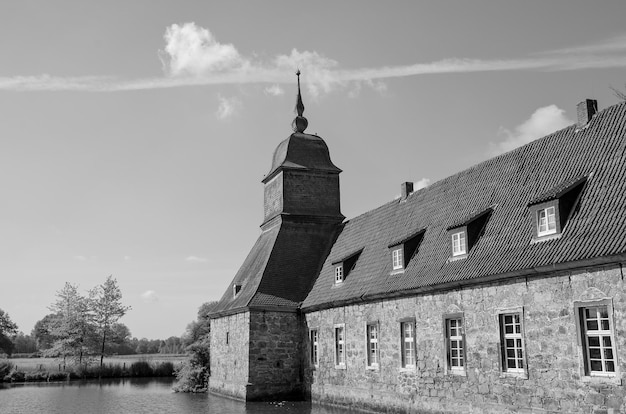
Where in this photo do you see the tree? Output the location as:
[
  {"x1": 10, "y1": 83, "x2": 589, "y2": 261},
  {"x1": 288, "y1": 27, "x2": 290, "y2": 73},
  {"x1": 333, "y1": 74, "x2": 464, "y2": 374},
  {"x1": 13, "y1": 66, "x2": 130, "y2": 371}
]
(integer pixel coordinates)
[
  {"x1": 89, "y1": 276, "x2": 131, "y2": 372},
  {"x1": 47, "y1": 283, "x2": 94, "y2": 365},
  {"x1": 32, "y1": 314, "x2": 58, "y2": 350},
  {"x1": 0, "y1": 308, "x2": 18, "y2": 356},
  {"x1": 12, "y1": 332, "x2": 38, "y2": 354}
]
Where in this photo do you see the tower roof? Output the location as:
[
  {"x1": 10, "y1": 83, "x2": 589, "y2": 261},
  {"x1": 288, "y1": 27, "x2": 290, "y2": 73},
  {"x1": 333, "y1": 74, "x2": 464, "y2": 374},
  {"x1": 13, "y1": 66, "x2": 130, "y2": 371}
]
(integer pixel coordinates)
[{"x1": 263, "y1": 71, "x2": 341, "y2": 182}]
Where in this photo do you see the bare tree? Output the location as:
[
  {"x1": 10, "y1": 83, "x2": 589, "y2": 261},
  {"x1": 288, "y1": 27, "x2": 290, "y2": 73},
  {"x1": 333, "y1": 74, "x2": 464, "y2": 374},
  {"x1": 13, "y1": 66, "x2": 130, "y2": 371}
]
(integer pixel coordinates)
[{"x1": 611, "y1": 84, "x2": 626, "y2": 101}]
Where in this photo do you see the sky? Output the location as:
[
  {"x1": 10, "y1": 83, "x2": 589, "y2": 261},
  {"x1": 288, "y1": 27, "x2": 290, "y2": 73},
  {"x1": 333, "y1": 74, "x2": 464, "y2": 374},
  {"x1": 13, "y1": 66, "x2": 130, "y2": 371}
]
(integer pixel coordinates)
[{"x1": 1, "y1": 0, "x2": 626, "y2": 340}]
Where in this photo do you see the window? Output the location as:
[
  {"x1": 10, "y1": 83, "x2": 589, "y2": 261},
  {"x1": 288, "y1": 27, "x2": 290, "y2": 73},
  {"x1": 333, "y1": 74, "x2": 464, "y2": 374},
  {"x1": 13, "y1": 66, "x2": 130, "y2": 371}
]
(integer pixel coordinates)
[
  {"x1": 537, "y1": 206, "x2": 557, "y2": 236},
  {"x1": 451, "y1": 231, "x2": 466, "y2": 256},
  {"x1": 401, "y1": 321, "x2": 416, "y2": 369},
  {"x1": 226, "y1": 331, "x2": 229, "y2": 345},
  {"x1": 499, "y1": 313, "x2": 525, "y2": 374},
  {"x1": 233, "y1": 283, "x2": 242, "y2": 297},
  {"x1": 444, "y1": 316, "x2": 465, "y2": 374},
  {"x1": 366, "y1": 323, "x2": 379, "y2": 369},
  {"x1": 335, "y1": 325, "x2": 346, "y2": 368},
  {"x1": 578, "y1": 303, "x2": 616, "y2": 377},
  {"x1": 335, "y1": 265, "x2": 344, "y2": 283},
  {"x1": 310, "y1": 329, "x2": 319, "y2": 367},
  {"x1": 392, "y1": 248, "x2": 404, "y2": 270},
  {"x1": 388, "y1": 230, "x2": 425, "y2": 273},
  {"x1": 331, "y1": 249, "x2": 362, "y2": 284}
]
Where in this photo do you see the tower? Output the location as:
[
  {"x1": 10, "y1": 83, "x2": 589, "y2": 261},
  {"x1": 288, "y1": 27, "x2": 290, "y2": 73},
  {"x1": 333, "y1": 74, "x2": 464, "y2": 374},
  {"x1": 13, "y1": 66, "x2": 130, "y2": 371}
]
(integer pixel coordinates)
[{"x1": 208, "y1": 72, "x2": 343, "y2": 401}]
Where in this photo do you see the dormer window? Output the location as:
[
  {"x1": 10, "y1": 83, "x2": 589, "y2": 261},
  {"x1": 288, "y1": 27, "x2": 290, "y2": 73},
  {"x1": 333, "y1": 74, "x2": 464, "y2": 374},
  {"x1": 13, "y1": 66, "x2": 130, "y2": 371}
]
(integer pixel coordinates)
[
  {"x1": 331, "y1": 249, "x2": 363, "y2": 285},
  {"x1": 447, "y1": 207, "x2": 493, "y2": 260},
  {"x1": 335, "y1": 264, "x2": 344, "y2": 283},
  {"x1": 451, "y1": 231, "x2": 466, "y2": 256},
  {"x1": 388, "y1": 229, "x2": 425, "y2": 274},
  {"x1": 528, "y1": 175, "x2": 588, "y2": 241},
  {"x1": 537, "y1": 206, "x2": 557, "y2": 236},
  {"x1": 392, "y1": 248, "x2": 404, "y2": 270},
  {"x1": 233, "y1": 283, "x2": 242, "y2": 298}
]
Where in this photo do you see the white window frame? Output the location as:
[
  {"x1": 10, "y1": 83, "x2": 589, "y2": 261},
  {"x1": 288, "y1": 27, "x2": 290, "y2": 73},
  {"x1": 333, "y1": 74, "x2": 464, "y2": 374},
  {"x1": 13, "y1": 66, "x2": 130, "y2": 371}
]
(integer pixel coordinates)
[
  {"x1": 444, "y1": 315, "x2": 466, "y2": 375},
  {"x1": 401, "y1": 320, "x2": 416, "y2": 369},
  {"x1": 451, "y1": 231, "x2": 466, "y2": 256},
  {"x1": 334, "y1": 324, "x2": 346, "y2": 369},
  {"x1": 580, "y1": 304, "x2": 617, "y2": 377},
  {"x1": 335, "y1": 264, "x2": 344, "y2": 283},
  {"x1": 310, "y1": 329, "x2": 319, "y2": 367},
  {"x1": 499, "y1": 312, "x2": 526, "y2": 375},
  {"x1": 392, "y1": 247, "x2": 404, "y2": 270},
  {"x1": 366, "y1": 323, "x2": 379, "y2": 369},
  {"x1": 537, "y1": 206, "x2": 557, "y2": 236}
]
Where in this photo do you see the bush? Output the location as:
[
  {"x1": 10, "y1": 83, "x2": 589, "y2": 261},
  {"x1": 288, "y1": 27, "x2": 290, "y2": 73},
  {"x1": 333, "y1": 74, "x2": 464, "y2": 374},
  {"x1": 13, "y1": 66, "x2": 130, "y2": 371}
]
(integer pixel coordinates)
[
  {"x1": 153, "y1": 361, "x2": 174, "y2": 377},
  {"x1": 129, "y1": 361, "x2": 153, "y2": 377},
  {"x1": 0, "y1": 360, "x2": 13, "y2": 378},
  {"x1": 173, "y1": 363, "x2": 207, "y2": 392},
  {"x1": 24, "y1": 372, "x2": 47, "y2": 382},
  {"x1": 47, "y1": 372, "x2": 68, "y2": 382},
  {"x1": 4, "y1": 369, "x2": 25, "y2": 382}
]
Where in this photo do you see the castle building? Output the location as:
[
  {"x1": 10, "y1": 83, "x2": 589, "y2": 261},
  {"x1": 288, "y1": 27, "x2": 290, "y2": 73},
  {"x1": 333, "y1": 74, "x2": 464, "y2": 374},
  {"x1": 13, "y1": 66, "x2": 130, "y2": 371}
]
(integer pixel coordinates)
[{"x1": 209, "y1": 75, "x2": 626, "y2": 413}]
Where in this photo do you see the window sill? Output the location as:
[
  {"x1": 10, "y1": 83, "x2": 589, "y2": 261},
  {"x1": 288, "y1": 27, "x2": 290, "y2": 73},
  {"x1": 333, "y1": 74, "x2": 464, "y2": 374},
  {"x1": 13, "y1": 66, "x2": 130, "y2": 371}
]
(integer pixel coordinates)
[
  {"x1": 581, "y1": 375, "x2": 621, "y2": 385},
  {"x1": 334, "y1": 364, "x2": 346, "y2": 370},
  {"x1": 331, "y1": 282, "x2": 346, "y2": 289},
  {"x1": 531, "y1": 233, "x2": 562, "y2": 244},
  {"x1": 447, "y1": 369, "x2": 467, "y2": 377},
  {"x1": 366, "y1": 366, "x2": 379, "y2": 371},
  {"x1": 399, "y1": 366, "x2": 416, "y2": 373},
  {"x1": 390, "y1": 269, "x2": 405, "y2": 275},
  {"x1": 448, "y1": 254, "x2": 467, "y2": 263},
  {"x1": 500, "y1": 371, "x2": 528, "y2": 380}
]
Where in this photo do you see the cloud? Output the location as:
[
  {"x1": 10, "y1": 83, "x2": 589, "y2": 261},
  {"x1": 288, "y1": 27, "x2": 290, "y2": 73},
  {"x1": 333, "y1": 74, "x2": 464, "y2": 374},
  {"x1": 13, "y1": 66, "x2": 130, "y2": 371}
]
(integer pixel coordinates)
[
  {"x1": 489, "y1": 105, "x2": 573, "y2": 156},
  {"x1": 160, "y1": 22, "x2": 247, "y2": 76},
  {"x1": 141, "y1": 290, "x2": 159, "y2": 302},
  {"x1": 414, "y1": 178, "x2": 431, "y2": 190},
  {"x1": 74, "y1": 255, "x2": 88, "y2": 261},
  {"x1": 215, "y1": 95, "x2": 242, "y2": 120},
  {"x1": 124, "y1": 256, "x2": 131, "y2": 261},
  {"x1": 2, "y1": 28, "x2": 626, "y2": 92},
  {"x1": 185, "y1": 255, "x2": 208, "y2": 263},
  {"x1": 264, "y1": 84, "x2": 284, "y2": 96}
]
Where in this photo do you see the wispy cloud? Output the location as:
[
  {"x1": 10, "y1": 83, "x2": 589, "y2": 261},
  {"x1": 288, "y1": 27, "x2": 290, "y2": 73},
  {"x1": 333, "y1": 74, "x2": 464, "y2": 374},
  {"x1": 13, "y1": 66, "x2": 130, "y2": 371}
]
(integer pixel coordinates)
[
  {"x1": 215, "y1": 95, "x2": 242, "y2": 120},
  {"x1": 74, "y1": 255, "x2": 88, "y2": 261},
  {"x1": 414, "y1": 178, "x2": 431, "y2": 191},
  {"x1": 2, "y1": 24, "x2": 626, "y2": 93},
  {"x1": 141, "y1": 290, "x2": 159, "y2": 302},
  {"x1": 264, "y1": 84, "x2": 284, "y2": 96},
  {"x1": 185, "y1": 255, "x2": 208, "y2": 263},
  {"x1": 489, "y1": 105, "x2": 573, "y2": 156}
]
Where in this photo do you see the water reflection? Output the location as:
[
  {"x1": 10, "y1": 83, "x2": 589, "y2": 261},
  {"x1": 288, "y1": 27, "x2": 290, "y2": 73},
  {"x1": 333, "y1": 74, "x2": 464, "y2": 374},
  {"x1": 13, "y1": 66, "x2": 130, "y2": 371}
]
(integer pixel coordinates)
[{"x1": 0, "y1": 378, "x2": 357, "y2": 414}]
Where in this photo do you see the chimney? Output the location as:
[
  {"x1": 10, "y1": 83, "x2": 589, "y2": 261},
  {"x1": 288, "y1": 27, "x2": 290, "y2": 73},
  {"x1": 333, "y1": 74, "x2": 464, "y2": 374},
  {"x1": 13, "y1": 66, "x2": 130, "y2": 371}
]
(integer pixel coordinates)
[
  {"x1": 401, "y1": 182, "x2": 414, "y2": 200},
  {"x1": 577, "y1": 99, "x2": 598, "y2": 128}
]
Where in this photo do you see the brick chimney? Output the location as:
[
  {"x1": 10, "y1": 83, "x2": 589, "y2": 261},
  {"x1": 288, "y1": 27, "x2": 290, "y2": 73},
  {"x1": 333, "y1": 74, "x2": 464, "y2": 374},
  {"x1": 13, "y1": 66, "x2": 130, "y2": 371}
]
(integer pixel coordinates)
[
  {"x1": 401, "y1": 182, "x2": 414, "y2": 200},
  {"x1": 577, "y1": 99, "x2": 598, "y2": 128}
]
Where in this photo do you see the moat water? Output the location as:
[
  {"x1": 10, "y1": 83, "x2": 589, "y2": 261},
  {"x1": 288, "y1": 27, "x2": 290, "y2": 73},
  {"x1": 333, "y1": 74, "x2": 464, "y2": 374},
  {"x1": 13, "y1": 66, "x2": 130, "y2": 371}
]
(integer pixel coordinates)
[{"x1": 0, "y1": 378, "x2": 360, "y2": 414}]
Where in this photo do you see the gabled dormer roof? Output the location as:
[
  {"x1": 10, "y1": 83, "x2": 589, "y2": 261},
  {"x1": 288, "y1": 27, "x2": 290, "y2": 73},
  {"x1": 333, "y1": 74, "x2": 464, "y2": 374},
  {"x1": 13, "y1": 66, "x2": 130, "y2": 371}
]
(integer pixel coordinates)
[{"x1": 302, "y1": 101, "x2": 626, "y2": 311}]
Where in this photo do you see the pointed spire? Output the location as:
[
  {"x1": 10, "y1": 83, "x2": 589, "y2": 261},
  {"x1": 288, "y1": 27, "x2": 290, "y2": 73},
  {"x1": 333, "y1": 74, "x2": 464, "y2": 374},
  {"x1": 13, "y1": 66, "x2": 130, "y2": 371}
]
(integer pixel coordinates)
[{"x1": 292, "y1": 69, "x2": 308, "y2": 133}]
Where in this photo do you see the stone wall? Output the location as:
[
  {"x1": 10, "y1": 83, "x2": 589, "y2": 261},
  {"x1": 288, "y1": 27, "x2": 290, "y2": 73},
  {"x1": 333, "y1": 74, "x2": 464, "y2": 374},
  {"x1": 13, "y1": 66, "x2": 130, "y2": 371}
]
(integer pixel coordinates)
[
  {"x1": 248, "y1": 311, "x2": 303, "y2": 400},
  {"x1": 303, "y1": 264, "x2": 626, "y2": 413},
  {"x1": 208, "y1": 312, "x2": 250, "y2": 400}
]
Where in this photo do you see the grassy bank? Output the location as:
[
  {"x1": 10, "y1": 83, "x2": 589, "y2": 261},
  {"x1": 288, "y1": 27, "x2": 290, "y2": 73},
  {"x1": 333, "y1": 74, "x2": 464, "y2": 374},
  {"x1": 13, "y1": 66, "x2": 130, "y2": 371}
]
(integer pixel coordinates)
[{"x1": 1, "y1": 354, "x2": 188, "y2": 383}]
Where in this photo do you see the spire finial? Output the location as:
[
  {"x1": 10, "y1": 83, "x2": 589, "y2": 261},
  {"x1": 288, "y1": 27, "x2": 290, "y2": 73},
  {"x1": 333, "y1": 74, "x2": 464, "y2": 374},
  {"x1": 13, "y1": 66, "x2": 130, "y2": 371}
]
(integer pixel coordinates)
[{"x1": 292, "y1": 69, "x2": 308, "y2": 133}]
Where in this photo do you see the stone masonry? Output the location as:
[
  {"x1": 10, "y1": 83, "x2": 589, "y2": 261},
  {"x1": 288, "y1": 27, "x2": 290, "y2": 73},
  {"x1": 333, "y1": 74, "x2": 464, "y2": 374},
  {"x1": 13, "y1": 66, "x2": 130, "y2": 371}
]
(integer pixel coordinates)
[
  {"x1": 304, "y1": 263, "x2": 626, "y2": 413},
  {"x1": 210, "y1": 310, "x2": 303, "y2": 401}
]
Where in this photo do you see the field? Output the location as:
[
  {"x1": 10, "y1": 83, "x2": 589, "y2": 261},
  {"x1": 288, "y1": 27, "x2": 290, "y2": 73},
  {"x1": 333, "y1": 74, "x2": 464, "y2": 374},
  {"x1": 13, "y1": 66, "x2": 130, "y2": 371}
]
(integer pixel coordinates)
[{"x1": 7, "y1": 354, "x2": 188, "y2": 373}]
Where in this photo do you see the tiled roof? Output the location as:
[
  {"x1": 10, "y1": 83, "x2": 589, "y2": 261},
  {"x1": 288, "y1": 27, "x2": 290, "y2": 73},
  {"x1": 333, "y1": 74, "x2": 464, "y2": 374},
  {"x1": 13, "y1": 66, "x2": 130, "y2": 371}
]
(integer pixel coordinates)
[
  {"x1": 527, "y1": 175, "x2": 588, "y2": 206},
  {"x1": 264, "y1": 132, "x2": 341, "y2": 182},
  {"x1": 302, "y1": 101, "x2": 626, "y2": 311},
  {"x1": 210, "y1": 219, "x2": 338, "y2": 317}
]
